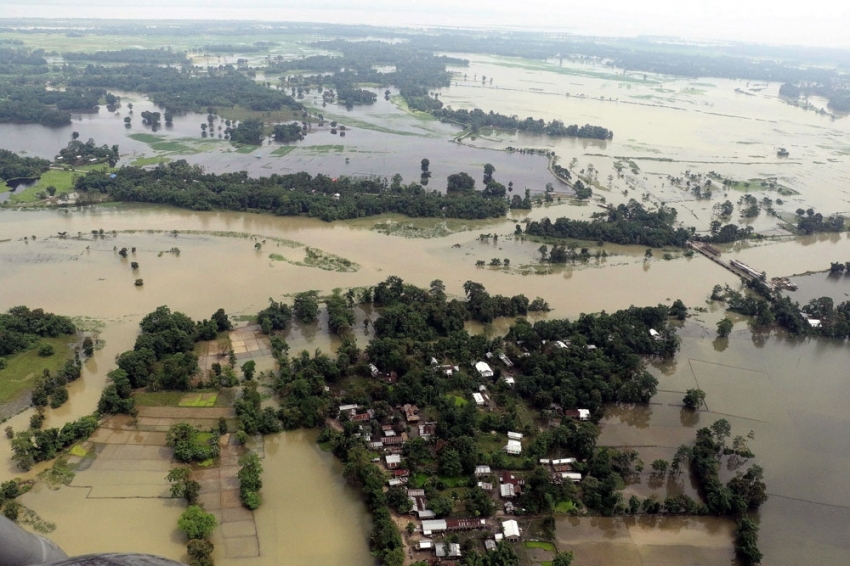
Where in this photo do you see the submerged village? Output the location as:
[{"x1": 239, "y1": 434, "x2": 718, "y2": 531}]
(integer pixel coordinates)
[{"x1": 3, "y1": 16, "x2": 850, "y2": 566}]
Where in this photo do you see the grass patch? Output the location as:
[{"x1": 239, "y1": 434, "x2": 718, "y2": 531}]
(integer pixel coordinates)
[
  {"x1": 178, "y1": 392, "x2": 219, "y2": 408},
  {"x1": 437, "y1": 476, "x2": 468, "y2": 488},
  {"x1": 218, "y1": 105, "x2": 302, "y2": 124},
  {"x1": 133, "y1": 391, "x2": 186, "y2": 407},
  {"x1": 301, "y1": 144, "x2": 345, "y2": 154},
  {"x1": 0, "y1": 336, "x2": 75, "y2": 404},
  {"x1": 68, "y1": 444, "x2": 89, "y2": 458},
  {"x1": 38, "y1": 458, "x2": 76, "y2": 488},
  {"x1": 8, "y1": 165, "x2": 111, "y2": 204},
  {"x1": 128, "y1": 133, "x2": 217, "y2": 154},
  {"x1": 410, "y1": 473, "x2": 429, "y2": 488},
  {"x1": 233, "y1": 144, "x2": 260, "y2": 154},
  {"x1": 524, "y1": 541, "x2": 556, "y2": 552},
  {"x1": 446, "y1": 394, "x2": 468, "y2": 407},
  {"x1": 554, "y1": 500, "x2": 575, "y2": 513},
  {"x1": 131, "y1": 156, "x2": 172, "y2": 167},
  {"x1": 270, "y1": 145, "x2": 297, "y2": 157}
]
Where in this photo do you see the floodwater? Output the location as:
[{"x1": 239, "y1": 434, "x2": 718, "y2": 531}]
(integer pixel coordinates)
[
  {"x1": 1, "y1": 205, "x2": 849, "y2": 563},
  {"x1": 555, "y1": 515, "x2": 735, "y2": 566},
  {"x1": 16, "y1": 429, "x2": 372, "y2": 565},
  {"x1": 1, "y1": 51, "x2": 849, "y2": 566},
  {"x1": 599, "y1": 321, "x2": 850, "y2": 565},
  {"x1": 437, "y1": 54, "x2": 850, "y2": 235}
]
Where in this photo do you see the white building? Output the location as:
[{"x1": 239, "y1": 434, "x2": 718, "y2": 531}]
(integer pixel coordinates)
[
  {"x1": 475, "y1": 465, "x2": 491, "y2": 476},
  {"x1": 649, "y1": 328, "x2": 661, "y2": 341},
  {"x1": 505, "y1": 440, "x2": 522, "y2": 455},
  {"x1": 421, "y1": 519, "x2": 447, "y2": 536},
  {"x1": 502, "y1": 520, "x2": 521, "y2": 540},
  {"x1": 385, "y1": 454, "x2": 402, "y2": 468},
  {"x1": 435, "y1": 543, "x2": 462, "y2": 559},
  {"x1": 499, "y1": 483, "x2": 516, "y2": 498},
  {"x1": 507, "y1": 431, "x2": 523, "y2": 441},
  {"x1": 503, "y1": 376, "x2": 515, "y2": 387},
  {"x1": 475, "y1": 361, "x2": 494, "y2": 378},
  {"x1": 560, "y1": 472, "x2": 582, "y2": 483},
  {"x1": 472, "y1": 392, "x2": 485, "y2": 406}
]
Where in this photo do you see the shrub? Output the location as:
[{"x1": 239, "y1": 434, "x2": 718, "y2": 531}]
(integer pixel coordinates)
[
  {"x1": 38, "y1": 344, "x2": 55, "y2": 357},
  {"x1": 177, "y1": 505, "x2": 217, "y2": 540}
]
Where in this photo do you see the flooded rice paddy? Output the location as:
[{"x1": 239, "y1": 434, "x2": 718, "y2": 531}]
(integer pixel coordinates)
[{"x1": 1, "y1": 53, "x2": 850, "y2": 565}]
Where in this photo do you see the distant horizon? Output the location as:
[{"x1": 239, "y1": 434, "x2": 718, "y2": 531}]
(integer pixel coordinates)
[{"x1": 2, "y1": 0, "x2": 850, "y2": 50}]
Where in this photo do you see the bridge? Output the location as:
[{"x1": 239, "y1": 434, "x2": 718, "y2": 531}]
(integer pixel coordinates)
[{"x1": 687, "y1": 241, "x2": 764, "y2": 283}]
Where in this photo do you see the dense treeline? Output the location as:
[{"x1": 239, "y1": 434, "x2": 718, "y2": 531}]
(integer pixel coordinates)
[
  {"x1": 780, "y1": 82, "x2": 850, "y2": 113},
  {"x1": 31, "y1": 359, "x2": 82, "y2": 411},
  {"x1": 0, "y1": 47, "x2": 49, "y2": 74},
  {"x1": 714, "y1": 279, "x2": 850, "y2": 338},
  {"x1": 696, "y1": 223, "x2": 754, "y2": 244},
  {"x1": 300, "y1": 40, "x2": 465, "y2": 109},
  {"x1": 62, "y1": 48, "x2": 188, "y2": 65},
  {"x1": 687, "y1": 421, "x2": 766, "y2": 565},
  {"x1": 57, "y1": 138, "x2": 120, "y2": 166},
  {"x1": 0, "y1": 81, "x2": 106, "y2": 126},
  {"x1": 432, "y1": 107, "x2": 613, "y2": 140},
  {"x1": 795, "y1": 207, "x2": 845, "y2": 234},
  {"x1": 507, "y1": 304, "x2": 679, "y2": 413},
  {"x1": 97, "y1": 305, "x2": 233, "y2": 415},
  {"x1": 0, "y1": 148, "x2": 50, "y2": 180},
  {"x1": 73, "y1": 160, "x2": 509, "y2": 221},
  {"x1": 227, "y1": 118, "x2": 265, "y2": 145},
  {"x1": 526, "y1": 200, "x2": 692, "y2": 248},
  {"x1": 0, "y1": 306, "x2": 76, "y2": 357},
  {"x1": 68, "y1": 64, "x2": 302, "y2": 114},
  {"x1": 10, "y1": 415, "x2": 98, "y2": 470}
]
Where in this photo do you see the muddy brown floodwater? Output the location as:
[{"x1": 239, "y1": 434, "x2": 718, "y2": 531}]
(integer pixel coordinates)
[{"x1": 1, "y1": 205, "x2": 850, "y2": 565}]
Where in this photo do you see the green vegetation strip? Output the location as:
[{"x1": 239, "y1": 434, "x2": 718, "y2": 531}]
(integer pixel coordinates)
[{"x1": 0, "y1": 336, "x2": 75, "y2": 404}]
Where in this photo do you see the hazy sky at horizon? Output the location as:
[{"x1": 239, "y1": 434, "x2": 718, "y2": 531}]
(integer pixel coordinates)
[{"x1": 3, "y1": 0, "x2": 850, "y2": 49}]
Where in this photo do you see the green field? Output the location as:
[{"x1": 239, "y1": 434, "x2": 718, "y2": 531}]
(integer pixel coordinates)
[
  {"x1": 0, "y1": 336, "x2": 75, "y2": 404},
  {"x1": 554, "y1": 500, "x2": 575, "y2": 513},
  {"x1": 178, "y1": 392, "x2": 219, "y2": 408},
  {"x1": 524, "y1": 541, "x2": 557, "y2": 552},
  {"x1": 133, "y1": 391, "x2": 185, "y2": 407},
  {"x1": 271, "y1": 146, "x2": 297, "y2": 157},
  {"x1": 3, "y1": 165, "x2": 112, "y2": 204},
  {"x1": 130, "y1": 156, "x2": 172, "y2": 167}
]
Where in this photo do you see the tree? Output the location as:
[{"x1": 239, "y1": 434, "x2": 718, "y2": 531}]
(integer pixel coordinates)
[
  {"x1": 420, "y1": 158, "x2": 430, "y2": 172},
  {"x1": 293, "y1": 291, "x2": 320, "y2": 323},
  {"x1": 167, "y1": 467, "x2": 201, "y2": 505},
  {"x1": 683, "y1": 389, "x2": 706, "y2": 410},
  {"x1": 82, "y1": 336, "x2": 94, "y2": 357},
  {"x1": 669, "y1": 299, "x2": 687, "y2": 320},
  {"x1": 241, "y1": 360, "x2": 256, "y2": 380},
  {"x1": 238, "y1": 452, "x2": 264, "y2": 509},
  {"x1": 717, "y1": 318, "x2": 733, "y2": 337},
  {"x1": 552, "y1": 552, "x2": 575, "y2": 566},
  {"x1": 483, "y1": 163, "x2": 495, "y2": 183},
  {"x1": 177, "y1": 505, "x2": 217, "y2": 540},
  {"x1": 186, "y1": 540, "x2": 215, "y2": 566},
  {"x1": 446, "y1": 172, "x2": 475, "y2": 193}
]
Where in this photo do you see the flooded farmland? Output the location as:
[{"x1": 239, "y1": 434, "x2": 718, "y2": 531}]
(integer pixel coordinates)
[
  {"x1": 1, "y1": 203, "x2": 850, "y2": 564},
  {"x1": 1, "y1": 38, "x2": 850, "y2": 566}
]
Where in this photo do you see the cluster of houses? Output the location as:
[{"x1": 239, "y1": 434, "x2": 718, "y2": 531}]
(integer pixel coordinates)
[
  {"x1": 337, "y1": 356, "x2": 594, "y2": 561},
  {"x1": 415, "y1": 518, "x2": 522, "y2": 560}
]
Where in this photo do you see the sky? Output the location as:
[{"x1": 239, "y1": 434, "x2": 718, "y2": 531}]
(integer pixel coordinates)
[{"x1": 3, "y1": 0, "x2": 850, "y2": 49}]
